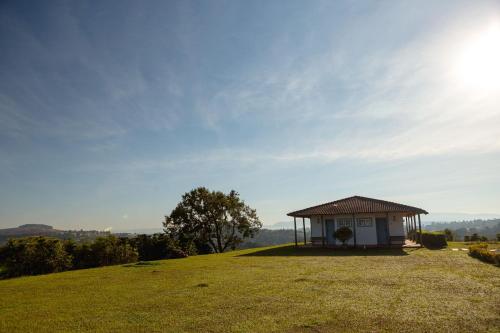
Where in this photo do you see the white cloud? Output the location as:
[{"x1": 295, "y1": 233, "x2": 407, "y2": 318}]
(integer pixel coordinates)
[{"x1": 189, "y1": 6, "x2": 500, "y2": 164}]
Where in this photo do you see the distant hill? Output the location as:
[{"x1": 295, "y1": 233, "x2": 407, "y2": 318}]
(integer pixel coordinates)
[
  {"x1": 238, "y1": 228, "x2": 310, "y2": 249},
  {"x1": 0, "y1": 224, "x2": 110, "y2": 244},
  {"x1": 112, "y1": 227, "x2": 164, "y2": 235},
  {"x1": 422, "y1": 213, "x2": 500, "y2": 223},
  {"x1": 425, "y1": 219, "x2": 500, "y2": 240},
  {"x1": 18, "y1": 224, "x2": 53, "y2": 229},
  {"x1": 0, "y1": 224, "x2": 59, "y2": 237},
  {"x1": 263, "y1": 221, "x2": 296, "y2": 230}
]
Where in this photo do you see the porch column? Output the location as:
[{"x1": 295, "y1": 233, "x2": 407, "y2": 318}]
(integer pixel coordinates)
[
  {"x1": 405, "y1": 216, "x2": 409, "y2": 239},
  {"x1": 403, "y1": 216, "x2": 408, "y2": 237},
  {"x1": 409, "y1": 216, "x2": 412, "y2": 238},
  {"x1": 413, "y1": 215, "x2": 417, "y2": 241},
  {"x1": 408, "y1": 215, "x2": 411, "y2": 241},
  {"x1": 321, "y1": 215, "x2": 325, "y2": 247},
  {"x1": 294, "y1": 217, "x2": 297, "y2": 246},
  {"x1": 411, "y1": 215, "x2": 415, "y2": 241},
  {"x1": 302, "y1": 217, "x2": 306, "y2": 245},
  {"x1": 386, "y1": 212, "x2": 390, "y2": 246},
  {"x1": 418, "y1": 214, "x2": 422, "y2": 246},
  {"x1": 352, "y1": 214, "x2": 357, "y2": 248},
  {"x1": 309, "y1": 218, "x2": 312, "y2": 243},
  {"x1": 404, "y1": 216, "x2": 408, "y2": 237}
]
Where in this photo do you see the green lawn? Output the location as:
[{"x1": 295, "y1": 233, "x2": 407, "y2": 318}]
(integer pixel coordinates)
[
  {"x1": 0, "y1": 245, "x2": 499, "y2": 333},
  {"x1": 448, "y1": 241, "x2": 499, "y2": 249}
]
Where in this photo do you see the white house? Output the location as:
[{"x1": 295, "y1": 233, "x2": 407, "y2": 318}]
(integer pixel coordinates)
[{"x1": 287, "y1": 196, "x2": 428, "y2": 247}]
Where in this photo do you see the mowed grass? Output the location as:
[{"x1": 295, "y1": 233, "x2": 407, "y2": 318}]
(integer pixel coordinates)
[
  {"x1": 448, "y1": 241, "x2": 500, "y2": 250},
  {"x1": 0, "y1": 245, "x2": 499, "y2": 333}
]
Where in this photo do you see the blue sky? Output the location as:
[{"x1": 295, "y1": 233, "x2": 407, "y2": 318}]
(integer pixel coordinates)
[{"x1": 1, "y1": 0, "x2": 500, "y2": 230}]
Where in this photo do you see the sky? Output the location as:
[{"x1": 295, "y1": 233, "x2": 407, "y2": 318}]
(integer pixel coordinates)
[{"x1": 1, "y1": 0, "x2": 500, "y2": 231}]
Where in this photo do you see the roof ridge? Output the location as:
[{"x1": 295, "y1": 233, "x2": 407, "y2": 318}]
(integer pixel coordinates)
[
  {"x1": 287, "y1": 195, "x2": 428, "y2": 217},
  {"x1": 287, "y1": 195, "x2": 360, "y2": 216},
  {"x1": 354, "y1": 195, "x2": 425, "y2": 210}
]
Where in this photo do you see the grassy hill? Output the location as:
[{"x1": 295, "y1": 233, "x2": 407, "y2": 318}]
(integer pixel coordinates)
[{"x1": 0, "y1": 245, "x2": 498, "y2": 332}]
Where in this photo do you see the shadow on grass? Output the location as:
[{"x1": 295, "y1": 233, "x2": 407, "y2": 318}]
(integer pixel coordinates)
[
  {"x1": 122, "y1": 261, "x2": 160, "y2": 268},
  {"x1": 238, "y1": 245, "x2": 410, "y2": 257}
]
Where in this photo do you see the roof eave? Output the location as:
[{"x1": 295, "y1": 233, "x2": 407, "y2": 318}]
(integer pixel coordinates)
[{"x1": 288, "y1": 209, "x2": 429, "y2": 217}]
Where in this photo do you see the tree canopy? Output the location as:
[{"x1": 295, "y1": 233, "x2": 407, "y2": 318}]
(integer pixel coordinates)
[{"x1": 164, "y1": 187, "x2": 262, "y2": 253}]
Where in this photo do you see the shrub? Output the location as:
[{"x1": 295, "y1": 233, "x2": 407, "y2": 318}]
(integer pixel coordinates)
[
  {"x1": 443, "y1": 228, "x2": 454, "y2": 241},
  {"x1": 333, "y1": 227, "x2": 353, "y2": 247},
  {"x1": 469, "y1": 243, "x2": 488, "y2": 250},
  {"x1": 469, "y1": 244, "x2": 499, "y2": 266},
  {"x1": 0, "y1": 237, "x2": 72, "y2": 278},
  {"x1": 132, "y1": 234, "x2": 186, "y2": 261},
  {"x1": 419, "y1": 231, "x2": 447, "y2": 249},
  {"x1": 464, "y1": 235, "x2": 470, "y2": 242}
]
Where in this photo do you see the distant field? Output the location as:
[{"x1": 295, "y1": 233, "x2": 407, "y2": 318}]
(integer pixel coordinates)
[{"x1": 0, "y1": 245, "x2": 499, "y2": 333}]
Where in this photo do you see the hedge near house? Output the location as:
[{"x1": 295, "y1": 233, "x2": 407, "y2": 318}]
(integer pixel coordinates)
[{"x1": 419, "y1": 231, "x2": 447, "y2": 249}]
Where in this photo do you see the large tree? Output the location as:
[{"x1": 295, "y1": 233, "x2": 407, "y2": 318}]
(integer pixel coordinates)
[{"x1": 164, "y1": 187, "x2": 262, "y2": 253}]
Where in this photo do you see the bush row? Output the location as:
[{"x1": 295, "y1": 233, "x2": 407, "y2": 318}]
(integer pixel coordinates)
[
  {"x1": 468, "y1": 243, "x2": 500, "y2": 266},
  {"x1": 0, "y1": 234, "x2": 187, "y2": 278},
  {"x1": 419, "y1": 231, "x2": 448, "y2": 249}
]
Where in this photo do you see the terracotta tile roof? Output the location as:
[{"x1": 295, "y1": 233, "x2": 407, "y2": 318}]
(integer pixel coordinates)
[{"x1": 287, "y1": 195, "x2": 428, "y2": 217}]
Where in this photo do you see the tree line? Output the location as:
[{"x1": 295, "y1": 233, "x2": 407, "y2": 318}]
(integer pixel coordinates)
[
  {"x1": 0, "y1": 187, "x2": 263, "y2": 279},
  {"x1": 0, "y1": 234, "x2": 188, "y2": 278},
  {"x1": 426, "y1": 219, "x2": 500, "y2": 241},
  {"x1": 442, "y1": 228, "x2": 500, "y2": 242}
]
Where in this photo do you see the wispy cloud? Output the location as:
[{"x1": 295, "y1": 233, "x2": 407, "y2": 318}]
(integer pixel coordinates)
[
  {"x1": 189, "y1": 4, "x2": 500, "y2": 163},
  {"x1": 0, "y1": 2, "x2": 184, "y2": 144},
  {"x1": 1, "y1": 0, "x2": 500, "y2": 229}
]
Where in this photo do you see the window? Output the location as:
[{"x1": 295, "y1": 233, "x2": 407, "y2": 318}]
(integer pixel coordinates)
[
  {"x1": 336, "y1": 218, "x2": 353, "y2": 228},
  {"x1": 357, "y1": 218, "x2": 373, "y2": 227}
]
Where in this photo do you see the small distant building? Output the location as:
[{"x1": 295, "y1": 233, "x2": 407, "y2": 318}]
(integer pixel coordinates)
[{"x1": 287, "y1": 196, "x2": 428, "y2": 247}]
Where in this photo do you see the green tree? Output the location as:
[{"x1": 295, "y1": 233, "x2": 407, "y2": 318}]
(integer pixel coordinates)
[
  {"x1": 89, "y1": 236, "x2": 138, "y2": 266},
  {"x1": 164, "y1": 187, "x2": 262, "y2": 253},
  {"x1": 443, "y1": 228, "x2": 454, "y2": 241},
  {"x1": 497, "y1": 233, "x2": 500, "y2": 242},
  {"x1": 334, "y1": 227, "x2": 353, "y2": 247},
  {"x1": 0, "y1": 237, "x2": 72, "y2": 278},
  {"x1": 65, "y1": 236, "x2": 138, "y2": 268},
  {"x1": 131, "y1": 234, "x2": 185, "y2": 261}
]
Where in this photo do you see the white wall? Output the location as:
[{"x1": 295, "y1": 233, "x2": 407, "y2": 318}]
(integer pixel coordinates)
[
  {"x1": 309, "y1": 216, "x2": 322, "y2": 237},
  {"x1": 350, "y1": 214, "x2": 378, "y2": 246},
  {"x1": 305, "y1": 213, "x2": 407, "y2": 245},
  {"x1": 388, "y1": 213, "x2": 405, "y2": 236}
]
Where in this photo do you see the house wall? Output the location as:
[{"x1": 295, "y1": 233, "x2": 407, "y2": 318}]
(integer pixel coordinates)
[
  {"x1": 388, "y1": 213, "x2": 406, "y2": 236},
  {"x1": 310, "y1": 216, "x2": 322, "y2": 238},
  {"x1": 308, "y1": 213, "x2": 407, "y2": 245}
]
